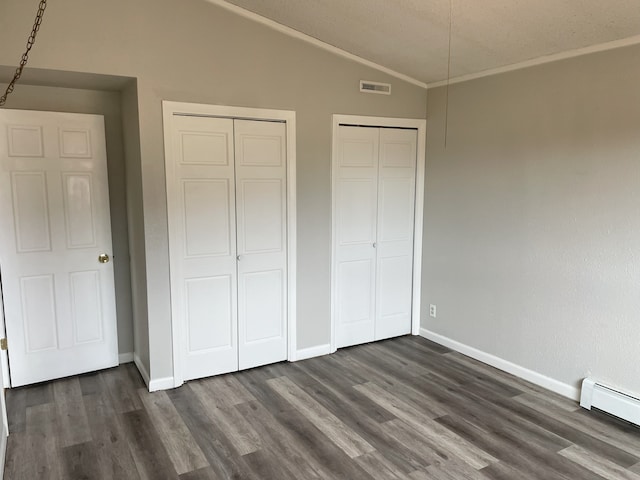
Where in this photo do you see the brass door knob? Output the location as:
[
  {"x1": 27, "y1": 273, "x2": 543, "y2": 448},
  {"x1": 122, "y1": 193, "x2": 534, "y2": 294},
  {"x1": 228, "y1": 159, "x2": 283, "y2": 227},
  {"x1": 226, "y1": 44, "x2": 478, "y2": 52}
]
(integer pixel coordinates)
[{"x1": 98, "y1": 253, "x2": 110, "y2": 264}]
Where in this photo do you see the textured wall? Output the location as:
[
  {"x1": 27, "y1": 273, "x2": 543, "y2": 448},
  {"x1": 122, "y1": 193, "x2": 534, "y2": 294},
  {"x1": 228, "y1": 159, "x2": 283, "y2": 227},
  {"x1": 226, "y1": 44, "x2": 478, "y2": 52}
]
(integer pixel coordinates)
[
  {"x1": 0, "y1": 0, "x2": 427, "y2": 380},
  {"x1": 423, "y1": 44, "x2": 640, "y2": 396}
]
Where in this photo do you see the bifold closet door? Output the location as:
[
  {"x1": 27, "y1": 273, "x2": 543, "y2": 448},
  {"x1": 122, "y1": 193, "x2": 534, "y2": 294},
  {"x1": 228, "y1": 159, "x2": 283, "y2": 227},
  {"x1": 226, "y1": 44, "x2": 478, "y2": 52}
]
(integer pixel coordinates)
[
  {"x1": 334, "y1": 126, "x2": 379, "y2": 348},
  {"x1": 375, "y1": 128, "x2": 417, "y2": 340},
  {"x1": 167, "y1": 115, "x2": 287, "y2": 382},
  {"x1": 334, "y1": 125, "x2": 417, "y2": 349},
  {"x1": 234, "y1": 120, "x2": 288, "y2": 370},
  {"x1": 169, "y1": 116, "x2": 239, "y2": 380}
]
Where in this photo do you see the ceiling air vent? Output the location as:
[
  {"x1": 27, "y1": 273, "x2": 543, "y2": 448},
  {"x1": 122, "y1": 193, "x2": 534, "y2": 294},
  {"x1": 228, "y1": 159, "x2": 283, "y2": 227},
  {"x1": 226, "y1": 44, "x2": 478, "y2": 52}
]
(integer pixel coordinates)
[{"x1": 360, "y1": 80, "x2": 391, "y2": 95}]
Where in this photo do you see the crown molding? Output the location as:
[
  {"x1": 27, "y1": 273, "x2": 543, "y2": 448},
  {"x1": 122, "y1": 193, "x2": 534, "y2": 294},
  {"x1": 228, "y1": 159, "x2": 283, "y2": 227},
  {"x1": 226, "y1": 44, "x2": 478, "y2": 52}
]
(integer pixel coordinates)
[
  {"x1": 205, "y1": 0, "x2": 428, "y2": 89},
  {"x1": 427, "y1": 34, "x2": 640, "y2": 89}
]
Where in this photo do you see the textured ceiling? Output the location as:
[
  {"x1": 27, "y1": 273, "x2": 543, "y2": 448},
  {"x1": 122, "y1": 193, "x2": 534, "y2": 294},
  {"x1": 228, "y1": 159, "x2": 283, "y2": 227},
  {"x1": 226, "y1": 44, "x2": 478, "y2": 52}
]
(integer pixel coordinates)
[{"x1": 221, "y1": 0, "x2": 640, "y2": 85}]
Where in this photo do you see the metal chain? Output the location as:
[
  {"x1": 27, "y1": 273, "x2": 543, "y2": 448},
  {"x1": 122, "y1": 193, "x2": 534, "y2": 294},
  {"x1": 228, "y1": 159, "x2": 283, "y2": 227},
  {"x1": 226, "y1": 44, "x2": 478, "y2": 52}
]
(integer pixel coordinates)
[{"x1": 0, "y1": 0, "x2": 48, "y2": 107}]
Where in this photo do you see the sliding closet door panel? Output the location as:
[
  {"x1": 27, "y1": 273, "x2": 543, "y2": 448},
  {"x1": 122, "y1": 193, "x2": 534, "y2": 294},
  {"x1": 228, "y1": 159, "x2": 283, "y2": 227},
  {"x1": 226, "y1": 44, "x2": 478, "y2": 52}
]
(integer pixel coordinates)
[
  {"x1": 234, "y1": 119, "x2": 287, "y2": 370},
  {"x1": 375, "y1": 128, "x2": 417, "y2": 340},
  {"x1": 168, "y1": 115, "x2": 238, "y2": 380},
  {"x1": 335, "y1": 126, "x2": 378, "y2": 348}
]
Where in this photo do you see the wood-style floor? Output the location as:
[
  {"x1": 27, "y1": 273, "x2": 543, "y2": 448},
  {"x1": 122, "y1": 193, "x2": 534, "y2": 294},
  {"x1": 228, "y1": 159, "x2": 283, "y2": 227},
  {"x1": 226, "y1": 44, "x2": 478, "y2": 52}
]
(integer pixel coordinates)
[{"x1": 3, "y1": 336, "x2": 640, "y2": 479}]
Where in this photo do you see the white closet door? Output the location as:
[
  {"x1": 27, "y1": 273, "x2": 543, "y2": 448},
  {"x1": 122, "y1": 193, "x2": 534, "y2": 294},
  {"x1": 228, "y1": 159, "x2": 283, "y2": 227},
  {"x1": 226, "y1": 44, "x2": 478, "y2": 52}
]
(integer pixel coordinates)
[
  {"x1": 235, "y1": 120, "x2": 288, "y2": 370},
  {"x1": 334, "y1": 126, "x2": 379, "y2": 348},
  {"x1": 168, "y1": 116, "x2": 238, "y2": 381},
  {"x1": 375, "y1": 128, "x2": 417, "y2": 340},
  {"x1": 0, "y1": 110, "x2": 118, "y2": 386}
]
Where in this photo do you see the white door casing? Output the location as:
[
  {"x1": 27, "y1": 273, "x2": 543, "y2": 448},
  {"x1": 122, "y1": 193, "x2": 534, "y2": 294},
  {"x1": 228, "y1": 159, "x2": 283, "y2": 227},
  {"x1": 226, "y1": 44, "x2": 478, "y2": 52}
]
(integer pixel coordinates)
[
  {"x1": 0, "y1": 109, "x2": 119, "y2": 387},
  {"x1": 163, "y1": 102, "x2": 296, "y2": 387},
  {"x1": 331, "y1": 115, "x2": 426, "y2": 352}
]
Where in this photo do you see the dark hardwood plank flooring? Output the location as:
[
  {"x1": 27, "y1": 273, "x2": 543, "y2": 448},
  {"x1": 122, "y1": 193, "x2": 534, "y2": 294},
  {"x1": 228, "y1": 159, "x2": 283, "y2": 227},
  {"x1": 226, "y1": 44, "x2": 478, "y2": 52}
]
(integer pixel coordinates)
[{"x1": 4, "y1": 337, "x2": 640, "y2": 479}]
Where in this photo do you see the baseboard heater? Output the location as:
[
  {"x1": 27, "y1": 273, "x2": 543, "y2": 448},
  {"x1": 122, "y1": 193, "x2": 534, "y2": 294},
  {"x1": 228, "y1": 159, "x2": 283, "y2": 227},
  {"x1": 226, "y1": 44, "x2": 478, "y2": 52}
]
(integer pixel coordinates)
[{"x1": 580, "y1": 378, "x2": 640, "y2": 427}]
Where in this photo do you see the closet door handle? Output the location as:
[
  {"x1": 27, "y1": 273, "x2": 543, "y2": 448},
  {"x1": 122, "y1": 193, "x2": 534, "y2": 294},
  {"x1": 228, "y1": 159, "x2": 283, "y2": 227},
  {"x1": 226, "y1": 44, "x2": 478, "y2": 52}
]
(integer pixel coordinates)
[
  {"x1": 237, "y1": 255, "x2": 243, "y2": 261},
  {"x1": 373, "y1": 242, "x2": 377, "y2": 248}
]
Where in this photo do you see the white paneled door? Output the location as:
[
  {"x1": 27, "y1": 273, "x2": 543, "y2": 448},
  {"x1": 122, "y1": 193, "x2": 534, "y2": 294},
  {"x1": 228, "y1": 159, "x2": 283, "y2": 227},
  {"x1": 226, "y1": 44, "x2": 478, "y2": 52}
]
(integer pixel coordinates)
[
  {"x1": 334, "y1": 125, "x2": 417, "y2": 349},
  {"x1": 0, "y1": 109, "x2": 118, "y2": 387},
  {"x1": 166, "y1": 114, "x2": 287, "y2": 382}
]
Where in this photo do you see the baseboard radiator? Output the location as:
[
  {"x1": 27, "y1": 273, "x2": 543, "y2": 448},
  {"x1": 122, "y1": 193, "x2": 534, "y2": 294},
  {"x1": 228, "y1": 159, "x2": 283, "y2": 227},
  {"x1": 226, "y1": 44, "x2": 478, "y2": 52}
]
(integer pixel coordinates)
[{"x1": 580, "y1": 378, "x2": 640, "y2": 427}]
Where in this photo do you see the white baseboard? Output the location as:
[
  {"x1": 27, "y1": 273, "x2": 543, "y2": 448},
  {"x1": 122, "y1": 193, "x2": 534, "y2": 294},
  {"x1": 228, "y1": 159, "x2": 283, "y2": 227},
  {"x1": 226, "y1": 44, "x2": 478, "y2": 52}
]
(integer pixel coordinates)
[
  {"x1": 133, "y1": 354, "x2": 173, "y2": 391},
  {"x1": 420, "y1": 328, "x2": 580, "y2": 401},
  {"x1": 294, "y1": 343, "x2": 331, "y2": 362},
  {"x1": 149, "y1": 376, "x2": 175, "y2": 392},
  {"x1": 133, "y1": 353, "x2": 150, "y2": 388},
  {"x1": 118, "y1": 352, "x2": 134, "y2": 364}
]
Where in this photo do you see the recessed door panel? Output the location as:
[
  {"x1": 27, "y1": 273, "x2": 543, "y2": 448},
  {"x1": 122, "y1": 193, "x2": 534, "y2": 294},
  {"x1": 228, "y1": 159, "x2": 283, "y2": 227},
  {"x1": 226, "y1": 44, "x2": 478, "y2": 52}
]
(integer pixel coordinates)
[
  {"x1": 336, "y1": 259, "x2": 375, "y2": 347},
  {"x1": 183, "y1": 179, "x2": 231, "y2": 258},
  {"x1": 338, "y1": 260, "x2": 373, "y2": 325},
  {"x1": 59, "y1": 128, "x2": 92, "y2": 158},
  {"x1": 20, "y1": 274, "x2": 58, "y2": 352},
  {"x1": 11, "y1": 172, "x2": 51, "y2": 253},
  {"x1": 7, "y1": 125, "x2": 43, "y2": 157},
  {"x1": 180, "y1": 131, "x2": 230, "y2": 166},
  {"x1": 62, "y1": 173, "x2": 96, "y2": 248},
  {"x1": 236, "y1": 135, "x2": 283, "y2": 167},
  {"x1": 378, "y1": 178, "x2": 415, "y2": 242},
  {"x1": 185, "y1": 276, "x2": 234, "y2": 352},
  {"x1": 70, "y1": 270, "x2": 103, "y2": 344},
  {"x1": 376, "y1": 255, "x2": 413, "y2": 340},
  {"x1": 337, "y1": 179, "x2": 376, "y2": 246},
  {"x1": 241, "y1": 270, "x2": 283, "y2": 343},
  {"x1": 238, "y1": 179, "x2": 283, "y2": 254}
]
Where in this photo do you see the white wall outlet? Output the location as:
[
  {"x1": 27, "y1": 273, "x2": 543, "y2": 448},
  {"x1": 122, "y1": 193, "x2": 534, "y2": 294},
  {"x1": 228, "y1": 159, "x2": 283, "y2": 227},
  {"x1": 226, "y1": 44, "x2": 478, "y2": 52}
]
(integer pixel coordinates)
[{"x1": 429, "y1": 304, "x2": 437, "y2": 318}]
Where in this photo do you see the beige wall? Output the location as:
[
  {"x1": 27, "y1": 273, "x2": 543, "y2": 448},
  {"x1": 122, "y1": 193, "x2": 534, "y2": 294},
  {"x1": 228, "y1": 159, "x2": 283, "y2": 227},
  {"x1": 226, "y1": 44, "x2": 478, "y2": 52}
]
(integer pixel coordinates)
[
  {"x1": 1, "y1": 84, "x2": 134, "y2": 357},
  {"x1": 0, "y1": 0, "x2": 427, "y2": 380},
  {"x1": 423, "y1": 44, "x2": 640, "y2": 396}
]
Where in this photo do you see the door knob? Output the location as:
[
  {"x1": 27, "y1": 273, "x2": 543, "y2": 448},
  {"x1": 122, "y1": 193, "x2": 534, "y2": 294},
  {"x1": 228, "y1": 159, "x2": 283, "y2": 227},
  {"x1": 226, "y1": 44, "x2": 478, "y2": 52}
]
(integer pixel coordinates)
[
  {"x1": 98, "y1": 253, "x2": 110, "y2": 264},
  {"x1": 373, "y1": 242, "x2": 377, "y2": 248},
  {"x1": 237, "y1": 255, "x2": 243, "y2": 261}
]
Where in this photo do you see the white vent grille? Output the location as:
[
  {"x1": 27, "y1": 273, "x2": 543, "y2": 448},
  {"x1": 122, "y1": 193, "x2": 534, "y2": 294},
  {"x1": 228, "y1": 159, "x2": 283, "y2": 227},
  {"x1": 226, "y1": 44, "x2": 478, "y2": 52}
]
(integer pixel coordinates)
[{"x1": 360, "y1": 80, "x2": 391, "y2": 95}]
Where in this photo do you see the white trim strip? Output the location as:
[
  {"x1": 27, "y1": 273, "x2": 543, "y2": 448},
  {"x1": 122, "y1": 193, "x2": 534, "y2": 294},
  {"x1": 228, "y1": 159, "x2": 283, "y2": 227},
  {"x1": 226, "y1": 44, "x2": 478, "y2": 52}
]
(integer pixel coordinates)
[
  {"x1": 420, "y1": 328, "x2": 580, "y2": 401},
  {"x1": 205, "y1": 0, "x2": 427, "y2": 89},
  {"x1": 134, "y1": 353, "x2": 150, "y2": 389},
  {"x1": 427, "y1": 34, "x2": 640, "y2": 89},
  {"x1": 149, "y1": 376, "x2": 176, "y2": 393},
  {"x1": 118, "y1": 352, "x2": 134, "y2": 364},
  {"x1": 295, "y1": 344, "x2": 331, "y2": 362}
]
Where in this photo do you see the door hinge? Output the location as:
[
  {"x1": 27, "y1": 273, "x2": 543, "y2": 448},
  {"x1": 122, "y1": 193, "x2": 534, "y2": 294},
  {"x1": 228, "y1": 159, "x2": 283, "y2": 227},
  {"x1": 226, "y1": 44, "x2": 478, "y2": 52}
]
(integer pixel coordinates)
[{"x1": 0, "y1": 338, "x2": 7, "y2": 351}]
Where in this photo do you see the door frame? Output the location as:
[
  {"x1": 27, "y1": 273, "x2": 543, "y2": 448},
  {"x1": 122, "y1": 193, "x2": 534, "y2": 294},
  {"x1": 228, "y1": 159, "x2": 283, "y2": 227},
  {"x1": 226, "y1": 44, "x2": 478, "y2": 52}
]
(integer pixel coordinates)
[
  {"x1": 330, "y1": 114, "x2": 426, "y2": 353},
  {"x1": 162, "y1": 101, "x2": 297, "y2": 388}
]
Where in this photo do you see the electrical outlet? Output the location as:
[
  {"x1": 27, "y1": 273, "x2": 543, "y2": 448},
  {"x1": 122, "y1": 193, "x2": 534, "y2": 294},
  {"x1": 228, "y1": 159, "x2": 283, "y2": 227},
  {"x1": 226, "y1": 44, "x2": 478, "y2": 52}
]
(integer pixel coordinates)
[{"x1": 429, "y1": 304, "x2": 437, "y2": 318}]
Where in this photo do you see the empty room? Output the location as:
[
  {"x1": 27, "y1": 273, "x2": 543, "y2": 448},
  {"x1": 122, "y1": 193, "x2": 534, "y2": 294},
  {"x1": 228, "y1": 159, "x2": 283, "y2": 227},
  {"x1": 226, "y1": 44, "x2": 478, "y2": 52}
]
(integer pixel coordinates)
[{"x1": 0, "y1": 0, "x2": 639, "y2": 478}]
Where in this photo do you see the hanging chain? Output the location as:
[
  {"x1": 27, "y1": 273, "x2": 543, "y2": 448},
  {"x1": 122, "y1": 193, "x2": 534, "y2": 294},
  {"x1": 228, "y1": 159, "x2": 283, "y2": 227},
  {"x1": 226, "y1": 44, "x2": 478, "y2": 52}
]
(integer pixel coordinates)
[{"x1": 0, "y1": 0, "x2": 48, "y2": 107}]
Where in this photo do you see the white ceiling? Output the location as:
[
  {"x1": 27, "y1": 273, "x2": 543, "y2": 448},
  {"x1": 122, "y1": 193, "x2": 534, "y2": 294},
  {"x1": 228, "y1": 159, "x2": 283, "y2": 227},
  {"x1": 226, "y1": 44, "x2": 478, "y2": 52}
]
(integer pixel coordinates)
[{"x1": 220, "y1": 0, "x2": 640, "y2": 86}]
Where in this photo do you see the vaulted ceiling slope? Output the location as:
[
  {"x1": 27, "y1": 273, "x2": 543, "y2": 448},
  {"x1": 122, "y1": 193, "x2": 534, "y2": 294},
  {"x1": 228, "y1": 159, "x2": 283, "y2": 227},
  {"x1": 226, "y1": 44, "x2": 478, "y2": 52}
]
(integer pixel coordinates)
[{"x1": 218, "y1": 0, "x2": 640, "y2": 86}]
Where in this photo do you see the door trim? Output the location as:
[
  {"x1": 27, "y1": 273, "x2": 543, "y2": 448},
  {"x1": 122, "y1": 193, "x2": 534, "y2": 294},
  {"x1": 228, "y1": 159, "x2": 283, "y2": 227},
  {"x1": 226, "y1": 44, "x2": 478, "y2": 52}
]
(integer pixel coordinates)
[
  {"x1": 162, "y1": 101, "x2": 297, "y2": 388},
  {"x1": 330, "y1": 114, "x2": 426, "y2": 353}
]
